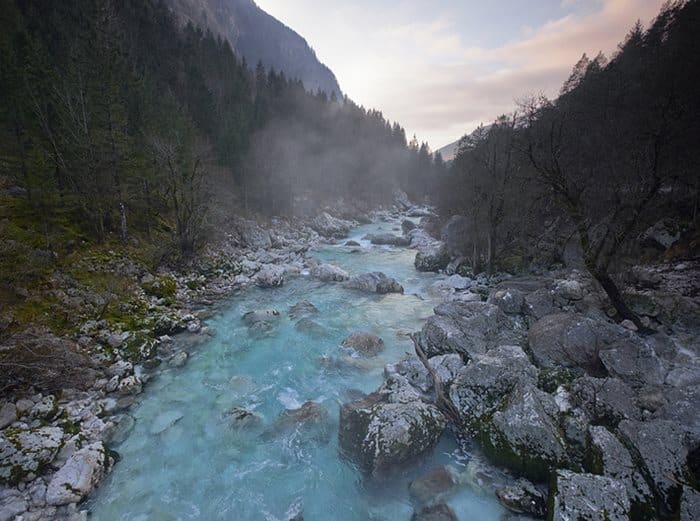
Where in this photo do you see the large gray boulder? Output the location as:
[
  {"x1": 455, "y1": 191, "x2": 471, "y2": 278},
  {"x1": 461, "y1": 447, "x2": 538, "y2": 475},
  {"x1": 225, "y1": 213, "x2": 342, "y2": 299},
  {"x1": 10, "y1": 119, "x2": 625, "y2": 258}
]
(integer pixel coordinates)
[
  {"x1": 0, "y1": 427, "x2": 63, "y2": 484},
  {"x1": 528, "y1": 313, "x2": 625, "y2": 373},
  {"x1": 680, "y1": 486, "x2": 700, "y2": 521},
  {"x1": 551, "y1": 470, "x2": 631, "y2": 521},
  {"x1": 364, "y1": 233, "x2": 411, "y2": 247},
  {"x1": 339, "y1": 376, "x2": 446, "y2": 475},
  {"x1": 569, "y1": 377, "x2": 641, "y2": 425},
  {"x1": 311, "y1": 263, "x2": 349, "y2": 282},
  {"x1": 345, "y1": 272, "x2": 404, "y2": 294},
  {"x1": 386, "y1": 354, "x2": 465, "y2": 394},
  {"x1": 487, "y1": 288, "x2": 525, "y2": 315},
  {"x1": 441, "y1": 215, "x2": 470, "y2": 256},
  {"x1": 46, "y1": 442, "x2": 108, "y2": 505},
  {"x1": 238, "y1": 220, "x2": 271, "y2": 249},
  {"x1": 311, "y1": 212, "x2": 352, "y2": 238},
  {"x1": 618, "y1": 419, "x2": 690, "y2": 513},
  {"x1": 416, "y1": 301, "x2": 523, "y2": 360},
  {"x1": 599, "y1": 339, "x2": 668, "y2": 388},
  {"x1": 414, "y1": 242, "x2": 450, "y2": 273},
  {"x1": 449, "y1": 345, "x2": 537, "y2": 433},
  {"x1": 587, "y1": 426, "x2": 654, "y2": 516},
  {"x1": 255, "y1": 265, "x2": 285, "y2": 288},
  {"x1": 480, "y1": 383, "x2": 568, "y2": 481}
]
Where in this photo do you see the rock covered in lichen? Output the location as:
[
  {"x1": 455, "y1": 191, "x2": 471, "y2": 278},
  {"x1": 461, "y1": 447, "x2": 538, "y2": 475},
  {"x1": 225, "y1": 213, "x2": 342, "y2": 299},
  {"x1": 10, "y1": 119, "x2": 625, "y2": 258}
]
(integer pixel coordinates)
[
  {"x1": 0, "y1": 427, "x2": 64, "y2": 485},
  {"x1": 551, "y1": 470, "x2": 631, "y2": 521}
]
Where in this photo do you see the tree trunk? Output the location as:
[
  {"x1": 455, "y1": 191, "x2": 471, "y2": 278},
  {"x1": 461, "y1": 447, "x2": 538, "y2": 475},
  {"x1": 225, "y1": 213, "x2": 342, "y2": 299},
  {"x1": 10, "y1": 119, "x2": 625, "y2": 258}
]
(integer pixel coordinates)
[{"x1": 589, "y1": 268, "x2": 652, "y2": 333}]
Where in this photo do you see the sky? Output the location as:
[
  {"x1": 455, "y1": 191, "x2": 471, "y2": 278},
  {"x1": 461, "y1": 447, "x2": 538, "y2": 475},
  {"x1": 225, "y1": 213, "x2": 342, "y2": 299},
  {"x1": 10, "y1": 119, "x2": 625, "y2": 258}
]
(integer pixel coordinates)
[{"x1": 254, "y1": 0, "x2": 667, "y2": 150}]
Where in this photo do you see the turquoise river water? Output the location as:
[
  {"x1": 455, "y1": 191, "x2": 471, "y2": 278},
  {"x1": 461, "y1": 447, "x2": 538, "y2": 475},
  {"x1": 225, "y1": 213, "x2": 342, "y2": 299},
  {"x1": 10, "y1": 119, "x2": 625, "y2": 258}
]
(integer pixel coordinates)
[{"x1": 88, "y1": 219, "x2": 513, "y2": 520}]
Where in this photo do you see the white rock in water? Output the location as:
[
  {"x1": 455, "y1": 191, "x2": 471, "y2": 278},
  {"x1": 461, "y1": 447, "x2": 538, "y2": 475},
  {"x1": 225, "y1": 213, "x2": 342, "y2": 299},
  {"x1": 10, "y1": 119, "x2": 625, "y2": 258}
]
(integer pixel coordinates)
[
  {"x1": 150, "y1": 411, "x2": 184, "y2": 435},
  {"x1": 46, "y1": 442, "x2": 107, "y2": 506}
]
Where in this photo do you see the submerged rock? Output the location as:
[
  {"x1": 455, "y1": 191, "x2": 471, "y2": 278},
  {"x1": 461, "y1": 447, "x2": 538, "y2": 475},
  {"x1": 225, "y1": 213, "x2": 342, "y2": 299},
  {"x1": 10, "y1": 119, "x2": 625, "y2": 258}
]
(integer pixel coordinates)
[
  {"x1": 341, "y1": 332, "x2": 384, "y2": 356},
  {"x1": 295, "y1": 318, "x2": 326, "y2": 336},
  {"x1": 410, "y1": 503, "x2": 458, "y2": 521},
  {"x1": 242, "y1": 309, "x2": 280, "y2": 327},
  {"x1": 224, "y1": 407, "x2": 264, "y2": 430},
  {"x1": 270, "y1": 401, "x2": 331, "y2": 442},
  {"x1": 345, "y1": 272, "x2": 404, "y2": 294},
  {"x1": 495, "y1": 478, "x2": 547, "y2": 518},
  {"x1": 150, "y1": 410, "x2": 184, "y2": 435},
  {"x1": 408, "y1": 466, "x2": 459, "y2": 505},
  {"x1": 551, "y1": 470, "x2": 630, "y2": 521},
  {"x1": 288, "y1": 300, "x2": 318, "y2": 319}
]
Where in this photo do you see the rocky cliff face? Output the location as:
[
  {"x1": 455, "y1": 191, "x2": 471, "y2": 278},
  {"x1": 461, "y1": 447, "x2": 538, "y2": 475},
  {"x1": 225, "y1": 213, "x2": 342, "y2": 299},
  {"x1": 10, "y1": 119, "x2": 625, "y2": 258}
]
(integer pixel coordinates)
[{"x1": 167, "y1": 0, "x2": 341, "y2": 96}]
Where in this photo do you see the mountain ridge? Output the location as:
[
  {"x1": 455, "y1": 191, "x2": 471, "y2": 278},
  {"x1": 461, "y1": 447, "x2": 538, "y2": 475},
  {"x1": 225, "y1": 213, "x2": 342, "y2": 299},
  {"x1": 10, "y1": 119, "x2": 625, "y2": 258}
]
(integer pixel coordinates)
[{"x1": 166, "y1": 0, "x2": 341, "y2": 96}]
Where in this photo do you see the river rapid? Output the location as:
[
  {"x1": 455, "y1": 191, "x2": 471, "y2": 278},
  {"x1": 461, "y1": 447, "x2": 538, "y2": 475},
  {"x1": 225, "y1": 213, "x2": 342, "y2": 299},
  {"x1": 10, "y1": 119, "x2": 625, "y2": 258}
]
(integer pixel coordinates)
[{"x1": 88, "y1": 218, "x2": 512, "y2": 520}]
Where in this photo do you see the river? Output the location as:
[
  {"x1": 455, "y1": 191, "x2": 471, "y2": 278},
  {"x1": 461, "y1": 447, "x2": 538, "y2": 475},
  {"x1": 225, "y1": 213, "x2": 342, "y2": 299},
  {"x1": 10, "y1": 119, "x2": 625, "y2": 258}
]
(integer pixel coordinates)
[{"x1": 88, "y1": 218, "x2": 511, "y2": 520}]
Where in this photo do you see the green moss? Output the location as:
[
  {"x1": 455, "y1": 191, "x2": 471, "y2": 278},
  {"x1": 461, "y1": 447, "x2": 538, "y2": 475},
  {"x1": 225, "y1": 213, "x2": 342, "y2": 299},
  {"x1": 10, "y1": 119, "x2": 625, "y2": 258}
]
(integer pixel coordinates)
[
  {"x1": 538, "y1": 367, "x2": 579, "y2": 393},
  {"x1": 142, "y1": 275, "x2": 177, "y2": 300},
  {"x1": 497, "y1": 254, "x2": 527, "y2": 275}
]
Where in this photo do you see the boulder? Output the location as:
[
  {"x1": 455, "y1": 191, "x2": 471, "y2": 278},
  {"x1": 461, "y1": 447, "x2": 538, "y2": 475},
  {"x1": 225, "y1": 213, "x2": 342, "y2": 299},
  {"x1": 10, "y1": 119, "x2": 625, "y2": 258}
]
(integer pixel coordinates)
[
  {"x1": 495, "y1": 478, "x2": 547, "y2": 518},
  {"x1": 551, "y1": 470, "x2": 631, "y2": 521},
  {"x1": 311, "y1": 212, "x2": 352, "y2": 239},
  {"x1": 238, "y1": 220, "x2": 272, "y2": 249},
  {"x1": 599, "y1": 339, "x2": 668, "y2": 388},
  {"x1": 339, "y1": 376, "x2": 446, "y2": 475},
  {"x1": 363, "y1": 233, "x2": 411, "y2": 247},
  {"x1": 587, "y1": 426, "x2": 653, "y2": 515},
  {"x1": 46, "y1": 442, "x2": 108, "y2": 506},
  {"x1": 416, "y1": 301, "x2": 523, "y2": 360},
  {"x1": 408, "y1": 466, "x2": 459, "y2": 505},
  {"x1": 553, "y1": 279, "x2": 584, "y2": 301},
  {"x1": 480, "y1": 384, "x2": 568, "y2": 481},
  {"x1": 414, "y1": 243, "x2": 450, "y2": 273},
  {"x1": 528, "y1": 313, "x2": 625, "y2": 373},
  {"x1": 223, "y1": 407, "x2": 264, "y2": 430},
  {"x1": 0, "y1": 403, "x2": 17, "y2": 430},
  {"x1": 487, "y1": 288, "x2": 525, "y2": 315},
  {"x1": 341, "y1": 332, "x2": 384, "y2": 356},
  {"x1": 449, "y1": 345, "x2": 537, "y2": 432},
  {"x1": 295, "y1": 318, "x2": 326, "y2": 336},
  {"x1": 569, "y1": 377, "x2": 640, "y2": 425},
  {"x1": 311, "y1": 263, "x2": 349, "y2": 282},
  {"x1": 387, "y1": 354, "x2": 465, "y2": 394},
  {"x1": 524, "y1": 288, "x2": 555, "y2": 321},
  {"x1": 680, "y1": 486, "x2": 700, "y2": 521},
  {"x1": 402, "y1": 219, "x2": 417, "y2": 234},
  {"x1": 345, "y1": 272, "x2": 404, "y2": 294},
  {"x1": 618, "y1": 419, "x2": 689, "y2": 512},
  {"x1": 117, "y1": 375, "x2": 142, "y2": 396},
  {"x1": 0, "y1": 427, "x2": 63, "y2": 484},
  {"x1": 288, "y1": 300, "x2": 318, "y2": 319},
  {"x1": 441, "y1": 215, "x2": 470, "y2": 256},
  {"x1": 271, "y1": 401, "x2": 330, "y2": 443},
  {"x1": 410, "y1": 503, "x2": 458, "y2": 521},
  {"x1": 255, "y1": 265, "x2": 285, "y2": 288},
  {"x1": 0, "y1": 494, "x2": 27, "y2": 521}
]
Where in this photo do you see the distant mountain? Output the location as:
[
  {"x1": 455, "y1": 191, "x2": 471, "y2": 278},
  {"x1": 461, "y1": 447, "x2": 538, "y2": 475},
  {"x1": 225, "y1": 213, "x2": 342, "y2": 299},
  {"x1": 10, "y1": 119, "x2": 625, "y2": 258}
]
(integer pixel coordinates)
[
  {"x1": 167, "y1": 0, "x2": 341, "y2": 96},
  {"x1": 437, "y1": 139, "x2": 459, "y2": 162}
]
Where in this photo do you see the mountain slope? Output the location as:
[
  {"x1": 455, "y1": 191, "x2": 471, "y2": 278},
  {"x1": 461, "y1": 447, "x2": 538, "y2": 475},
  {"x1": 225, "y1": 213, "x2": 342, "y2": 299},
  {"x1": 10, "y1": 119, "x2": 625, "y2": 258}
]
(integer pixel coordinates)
[{"x1": 167, "y1": 0, "x2": 341, "y2": 96}]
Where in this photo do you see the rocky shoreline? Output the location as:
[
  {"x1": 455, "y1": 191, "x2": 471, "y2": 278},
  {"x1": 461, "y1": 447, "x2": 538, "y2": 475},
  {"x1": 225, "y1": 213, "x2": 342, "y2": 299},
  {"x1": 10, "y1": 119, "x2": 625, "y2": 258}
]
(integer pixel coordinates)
[{"x1": 1, "y1": 200, "x2": 698, "y2": 521}]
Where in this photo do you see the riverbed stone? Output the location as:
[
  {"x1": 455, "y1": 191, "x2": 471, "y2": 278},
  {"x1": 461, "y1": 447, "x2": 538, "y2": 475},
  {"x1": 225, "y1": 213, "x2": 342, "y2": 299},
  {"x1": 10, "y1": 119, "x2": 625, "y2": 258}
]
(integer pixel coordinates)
[
  {"x1": 0, "y1": 403, "x2": 17, "y2": 429},
  {"x1": 117, "y1": 375, "x2": 142, "y2": 396},
  {"x1": 528, "y1": 313, "x2": 625, "y2": 373},
  {"x1": 408, "y1": 466, "x2": 458, "y2": 505},
  {"x1": 618, "y1": 419, "x2": 689, "y2": 512},
  {"x1": 0, "y1": 427, "x2": 63, "y2": 485},
  {"x1": 487, "y1": 288, "x2": 525, "y2": 315},
  {"x1": 311, "y1": 212, "x2": 352, "y2": 238},
  {"x1": 364, "y1": 233, "x2": 411, "y2": 247},
  {"x1": 551, "y1": 470, "x2": 631, "y2": 521},
  {"x1": 255, "y1": 265, "x2": 285, "y2": 288},
  {"x1": 46, "y1": 442, "x2": 107, "y2": 506},
  {"x1": 587, "y1": 426, "x2": 653, "y2": 515},
  {"x1": 341, "y1": 332, "x2": 384, "y2": 356},
  {"x1": 449, "y1": 345, "x2": 537, "y2": 433},
  {"x1": 495, "y1": 478, "x2": 547, "y2": 518},
  {"x1": 311, "y1": 263, "x2": 349, "y2": 282},
  {"x1": 386, "y1": 354, "x2": 465, "y2": 394},
  {"x1": 410, "y1": 502, "x2": 458, "y2": 521},
  {"x1": 339, "y1": 377, "x2": 446, "y2": 475},
  {"x1": 414, "y1": 243, "x2": 450, "y2": 273},
  {"x1": 480, "y1": 383, "x2": 568, "y2": 481},
  {"x1": 569, "y1": 376, "x2": 640, "y2": 425},
  {"x1": 598, "y1": 338, "x2": 668, "y2": 388},
  {"x1": 417, "y1": 301, "x2": 523, "y2": 360},
  {"x1": 345, "y1": 272, "x2": 404, "y2": 294}
]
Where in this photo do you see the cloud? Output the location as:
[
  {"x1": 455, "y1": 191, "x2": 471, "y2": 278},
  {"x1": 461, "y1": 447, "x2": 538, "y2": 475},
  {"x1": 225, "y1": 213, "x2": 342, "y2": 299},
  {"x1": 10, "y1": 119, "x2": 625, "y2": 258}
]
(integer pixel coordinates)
[{"x1": 256, "y1": 0, "x2": 666, "y2": 148}]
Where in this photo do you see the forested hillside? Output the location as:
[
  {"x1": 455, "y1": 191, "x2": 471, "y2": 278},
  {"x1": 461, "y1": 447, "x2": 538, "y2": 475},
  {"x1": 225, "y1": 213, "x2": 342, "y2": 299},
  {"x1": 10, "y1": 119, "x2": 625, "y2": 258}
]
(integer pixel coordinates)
[
  {"x1": 0, "y1": 0, "x2": 439, "y2": 274},
  {"x1": 437, "y1": 0, "x2": 699, "y2": 328}
]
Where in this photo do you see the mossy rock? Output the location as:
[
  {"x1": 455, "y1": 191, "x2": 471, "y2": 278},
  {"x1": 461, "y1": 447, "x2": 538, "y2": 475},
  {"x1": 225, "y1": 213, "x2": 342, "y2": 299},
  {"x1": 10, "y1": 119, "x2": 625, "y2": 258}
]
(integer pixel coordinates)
[{"x1": 537, "y1": 367, "x2": 580, "y2": 393}]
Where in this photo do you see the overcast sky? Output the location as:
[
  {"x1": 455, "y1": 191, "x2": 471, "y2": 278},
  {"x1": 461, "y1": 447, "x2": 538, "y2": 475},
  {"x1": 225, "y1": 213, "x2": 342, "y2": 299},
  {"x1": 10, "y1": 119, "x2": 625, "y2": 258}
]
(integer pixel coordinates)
[{"x1": 255, "y1": 0, "x2": 666, "y2": 149}]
